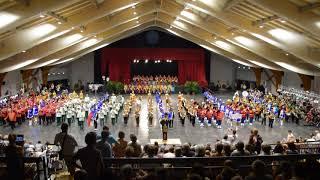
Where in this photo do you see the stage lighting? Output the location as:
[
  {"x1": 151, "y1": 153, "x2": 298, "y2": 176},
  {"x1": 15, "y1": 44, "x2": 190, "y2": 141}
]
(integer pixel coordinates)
[
  {"x1": 137, "y1": 60, "x2": 140, "y2": 63},
  {"x1": 133, "y1": 59, "x2": 136, "y2": 63},
  {"x1": 145, "y1": 59, "x2": 148, "y2": 63}
]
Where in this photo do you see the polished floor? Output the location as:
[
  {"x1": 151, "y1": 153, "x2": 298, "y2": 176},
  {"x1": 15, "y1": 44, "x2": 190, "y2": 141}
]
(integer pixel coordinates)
[{"x1": 0, "y1": 92, "x2": 317, "y2": 147}]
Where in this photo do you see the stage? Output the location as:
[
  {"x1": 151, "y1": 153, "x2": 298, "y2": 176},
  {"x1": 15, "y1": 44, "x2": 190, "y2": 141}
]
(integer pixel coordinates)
[{"x1": 0, "y1": 92, "x2": 317, "y2": 147}]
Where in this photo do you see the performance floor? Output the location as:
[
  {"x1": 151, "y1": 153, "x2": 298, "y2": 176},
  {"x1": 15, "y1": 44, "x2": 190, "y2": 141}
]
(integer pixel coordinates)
[{"x1": 0, "y1": 92, "x2": 317, "y2": 147}]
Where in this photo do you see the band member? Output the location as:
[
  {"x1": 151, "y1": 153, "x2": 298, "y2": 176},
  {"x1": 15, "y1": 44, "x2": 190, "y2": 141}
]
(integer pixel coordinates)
[
  {"x1": 279, "y1": 107, "x2": 285, "y2": 126},
  {"x1": 6, "y1": 108, "x2": 16, "y2": 130},
  {"x1": 180, "y1": 109, "x2": 186, "y2": 126},
  {"x1": 199, "y1": 107, "x2": 206, "y2": 127},
  {"x1": 110, "y1": 107, "x2": 116, "y2": 125},
  {"x1": 216, "y1": 110, "x2": 224, "y2": 129},
  {"x1": 123, "y1": 110, "x2": 129, "y2": 125},
  {"x1": 255, "y1": 105, "x2": 261, "y2": 122},
  {"x1": 168, "y1": 108, "x2": 174, "y2": 128},
  {"x1": 240, "y1": 108, "x2": 246, "y2": 126},
  {"x1": 38, "y1": 107, "x2": 45, "y2": 125},
  {"x1": 27, "y1": 107, "x2": 33, "y2": 126},
  {"x1": 249, "y1": 107, "x2": 254, "y2": 125},
  {"x1": 206, "y1": 107, "x2": 213, "y2": 126},
  {"x1": 56, "y1": 107, "x2": 62, "y2": 125},
  {"x1": 160, "y1": 113, "x2": 169, "y2": 140},
  {"x1": 78, "y1": 108, "x2": 85, "y2": 130},
  {"x1": 268, "y1": 110, "x2": 275, "y2": 128},
  {"x1": 261, "y1": 108, "x2": 267, "y2": 126},
  {"x1": 33, "y1": 104, "x2": 39, "y2": 124},
  {"x1": 98, "y1": 108, "x2": 104, "y2": 126},
  {"x1": 135, "y1": 108, "x2": 140, "y2": 127},
  {"x1": 190, "y1": 108, "x2": 196, "y2": 127},
  {"x1": 148, "y1": 108, "x2": 153, "y2": 126}
]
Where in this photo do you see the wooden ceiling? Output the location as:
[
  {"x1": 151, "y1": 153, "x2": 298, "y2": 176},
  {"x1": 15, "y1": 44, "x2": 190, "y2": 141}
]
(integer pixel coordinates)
[{"x1": 0, "y1": 0, "x2": 320, "y2": 75}]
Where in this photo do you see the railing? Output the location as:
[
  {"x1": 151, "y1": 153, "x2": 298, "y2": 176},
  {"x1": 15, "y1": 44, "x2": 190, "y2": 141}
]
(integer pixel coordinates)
[
  {"x1": 0, "y1": 156, "x2": 47, "y2": 180},
  {"x1": 104, "y1": 154, "x2": 320, "y2": 177}
]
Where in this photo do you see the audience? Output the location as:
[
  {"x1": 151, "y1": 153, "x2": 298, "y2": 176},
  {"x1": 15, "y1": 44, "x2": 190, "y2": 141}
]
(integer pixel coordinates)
[
  {"x1": 2, "y1": 128, "x2": 320, "y2": 180},
  {"x1": 5, "y1": 134, "x2": 24, "y2": 180},
  {"x1": 231, "y1": 141, "x2": 250, "y2": 156},
  {"x1": 54, "y1": 123, "x2": 78, "y2": 174},
  {"x1": 73, "y1": 132, "x2": 105, "y2": 179},
  {"x1": 113, "y1": 131, "x2": 128, "y2": 158},
  {"x1": 96, "y1": 130, "x2": 113, "y2": 158},
  {"x1": 127, "y1": 134, "x2": 142, "y2": 157}
]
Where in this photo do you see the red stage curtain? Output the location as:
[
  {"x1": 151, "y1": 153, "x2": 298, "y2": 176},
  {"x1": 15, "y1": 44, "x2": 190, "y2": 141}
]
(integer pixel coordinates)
[{"x1": 100, "y1": 48, "x2": 207, "y2": 86}]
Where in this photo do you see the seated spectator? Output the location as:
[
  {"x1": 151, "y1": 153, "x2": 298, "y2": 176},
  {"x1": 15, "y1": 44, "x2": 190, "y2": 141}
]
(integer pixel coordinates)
[
  {"x1": 231, "y1": 141, "x2": 250, "y2": 156},
  {"x1": 275, "y1": 161, "x2": 292, "y2": 180},
  {"x1": 222, "y1": 135, "x2": 231, "y2": 145},
  {"x1": 35, "y1": 141, "x2": 43, "y2": 152},
  {"x1": 216, "y1": 166, "x2": 237, "y2": 180},
  {"x1": 223, "y1": 144, "x2": 232, "y2": 156},
  {"x1": 260, "y1": 145, "x2": 271, "y2": 156},
  {"x1": 73, "y1": 132, "x2": 105, "y2": 179},
  {"x1": 182, "y1": 143, "x2": 195, "y2": 157},
  {"x1": 212, "y1": 143, "x2": 224, "y2": 157},
  {"x1": 286, "y1": 142, "x2": 298, "y2": 154},
  {"x1": 245, "y1": 144, "x2": 256, "y2": 155},
  {"x1": 163, "y1": 146, "x2": 175, "y2": 158},
  {"x1": 113, "y1": 131, "x2": 128, "y2": 158},
  {"x1": 127, "y1": 134, "x2": 142, "y2": 157},
  {"x1": 273, "y1": 142, "x2": 285, "y2": 155},
  {"x1": 245, "y1": 160, "x2": 273, "y2": 180},
  {"x1": 195, "y1": 144, "x2": 205, "y2": 157},
  {"x1": 124, "y1": 146, "x2": 135, "y2": 158},
  {"x1": 96, "y1": 130, "x2": 113, "y2": 158},
  {"x1": 175, "y1": 146, "x2": 183, "y2": 157},
  {"x1": 102, "y1": 126, "x2": 117, "y2": 146},
  {"x1": 5, "y1": 134, "x2": 24, "y2": 180}
]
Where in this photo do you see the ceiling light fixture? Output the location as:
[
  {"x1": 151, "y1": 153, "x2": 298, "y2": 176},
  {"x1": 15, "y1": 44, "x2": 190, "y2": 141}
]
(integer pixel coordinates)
[
  {"x1": 286, "y1": 53, "x2": 289, "y2": 56},
  {"x1": 22, "y1": 50, "x2": 26, "y2": 53},
  {"x1": 39, "y1": 13, "x2": 45, "y2": 18},
  {"x1": 259, "y1": 25, "x2": 264, "y2": 28},
  {"x1": 133, "y1": 12, "x2": 137, "y2": 15},
  {"x1": 57, "y1": 21, "x2": 62, "y2": 25},
  {"x1": 136, "y1": 20, "x2": 139, "y2": 23},
  {"x1": 280, "y1": 19, "x2": 286, "y2": 23}
]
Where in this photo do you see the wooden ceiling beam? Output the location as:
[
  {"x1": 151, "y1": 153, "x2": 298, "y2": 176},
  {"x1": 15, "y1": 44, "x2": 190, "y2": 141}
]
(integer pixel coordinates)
[
  {"x1": 156, "y1": 12, "x2": 283, "y2": 71},
  {"x1": 21, "y1": 15, "x2": 156, "y2": 69},
  {"x1": 175, "y1": 0, "x2": 320, "y2": 70},
  {"x1": 0, "y1": 0, "x2": 157, "y2": 71},
  {"x1": 223, "y1": 0, "x2": 245, "y2": 10},
  {"x1": 44, "y1": 21, "x2": 155, "y2": 66},
  {"x1": 0, "y1": 0, "x2": 151, "y2": 62},
  {"x1": 0, "y1": 0, "x2": 82, "y2": 34},
  {"x1": 156, "y1": 21, "x2": 258, "y2": 68},
  {"x1": 299, "y1": 2, "x2": 320, "y2": 12}
]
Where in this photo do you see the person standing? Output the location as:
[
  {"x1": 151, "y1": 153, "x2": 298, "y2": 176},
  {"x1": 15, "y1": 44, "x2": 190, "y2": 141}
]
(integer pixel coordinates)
[
  {"x1": 216, "y1": 110, "x2": 224, "y2": 129},
  {"x1": 5, "y1": 134, "x2": 24, "y2": 180},
  {"x1": 73, "y1": 132, "x2": 104, "y2": 179},
  {"x1": 160, "y1": 113, "x2": 169, "y2": 140},
  {"x1": 96, "y1": 130, "x2": 113, "y2": 158},
  {"x1": 261, "y1": 108, "x2": 267, "y2": 126},
  {"x1": 6, "y1": 108, "x2": 17, "y2": 130},
  {"x1": 54, "y1": 123, "x2": 78, "y2": 174},
  {"x1": 113, "y1": 131, "x2": 128, "y2": 158},
  {"x1": 66, "y1": 107, "x2": 72, "y2": 126},
  {"x1": 78, "y1": 108, "x2": 85, "y2": 130},
  {"x1": 268, "y1": 110, "x2": 275, "y2": 128}
]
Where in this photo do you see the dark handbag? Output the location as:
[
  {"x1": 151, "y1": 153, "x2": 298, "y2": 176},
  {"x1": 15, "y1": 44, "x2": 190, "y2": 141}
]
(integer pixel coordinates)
[{"x1": 59, "y1": 134, "x2": 67, "y2": 160}]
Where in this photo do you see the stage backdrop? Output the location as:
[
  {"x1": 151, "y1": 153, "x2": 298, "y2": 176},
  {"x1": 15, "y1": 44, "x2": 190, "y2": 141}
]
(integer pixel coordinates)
[{"x1": 100, "y1": 48, "x2": 207, "y2": 86}]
